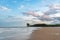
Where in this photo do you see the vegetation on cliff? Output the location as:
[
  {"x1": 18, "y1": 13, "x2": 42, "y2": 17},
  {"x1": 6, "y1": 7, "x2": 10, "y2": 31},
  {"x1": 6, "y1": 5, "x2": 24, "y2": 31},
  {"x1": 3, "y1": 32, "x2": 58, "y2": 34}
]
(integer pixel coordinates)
[{"x1": 27, "y1": 23, "x2": 60, "y2": 27}]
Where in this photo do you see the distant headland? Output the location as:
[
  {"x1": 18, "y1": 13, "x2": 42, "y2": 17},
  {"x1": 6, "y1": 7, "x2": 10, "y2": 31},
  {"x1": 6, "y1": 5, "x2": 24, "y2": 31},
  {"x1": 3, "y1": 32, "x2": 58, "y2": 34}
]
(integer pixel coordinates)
[{"x1": 27, "y1": 23, "x2": 60, "y2": 27}]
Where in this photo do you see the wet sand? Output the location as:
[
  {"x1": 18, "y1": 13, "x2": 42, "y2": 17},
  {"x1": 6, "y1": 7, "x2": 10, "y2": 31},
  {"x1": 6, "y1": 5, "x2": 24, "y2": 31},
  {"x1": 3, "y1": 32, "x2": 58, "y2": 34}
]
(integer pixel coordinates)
[{"x1": 29, "y1": 27, "x2": 60, "y2": 40}]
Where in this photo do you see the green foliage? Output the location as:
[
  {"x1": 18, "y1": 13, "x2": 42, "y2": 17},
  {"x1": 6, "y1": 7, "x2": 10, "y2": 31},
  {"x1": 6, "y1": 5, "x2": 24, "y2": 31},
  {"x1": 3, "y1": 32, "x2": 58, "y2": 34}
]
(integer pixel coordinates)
[{"x1": 28, "y1": 24, "x2": 60, "y2": 27}]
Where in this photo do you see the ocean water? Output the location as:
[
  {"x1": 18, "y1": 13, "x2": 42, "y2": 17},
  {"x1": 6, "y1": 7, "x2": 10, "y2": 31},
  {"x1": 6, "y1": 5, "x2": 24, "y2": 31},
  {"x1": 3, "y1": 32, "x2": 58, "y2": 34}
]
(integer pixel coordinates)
[{"x1": 0, "y1": 27, "x2": 40, "y2": 40}]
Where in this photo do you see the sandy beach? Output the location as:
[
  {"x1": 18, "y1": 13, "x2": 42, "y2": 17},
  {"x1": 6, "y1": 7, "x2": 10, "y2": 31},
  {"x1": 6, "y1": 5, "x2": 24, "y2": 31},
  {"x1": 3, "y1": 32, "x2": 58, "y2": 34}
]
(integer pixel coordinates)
[{"x1": 29, "y1": 27, "x2": 60, "y2": 40}]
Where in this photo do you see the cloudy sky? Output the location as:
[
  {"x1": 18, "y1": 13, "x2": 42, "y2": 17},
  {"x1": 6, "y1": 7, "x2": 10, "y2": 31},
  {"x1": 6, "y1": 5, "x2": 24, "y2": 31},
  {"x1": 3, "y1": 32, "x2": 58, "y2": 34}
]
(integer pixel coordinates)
[{"x1": 0, "y1": 0, "x2": 60, "y2": 27}]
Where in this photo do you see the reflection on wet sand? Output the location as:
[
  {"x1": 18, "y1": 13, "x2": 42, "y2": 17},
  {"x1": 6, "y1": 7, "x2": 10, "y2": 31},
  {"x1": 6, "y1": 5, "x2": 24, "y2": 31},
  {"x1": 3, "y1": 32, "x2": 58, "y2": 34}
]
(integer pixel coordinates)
[{"x1": 0, "y1": 27, "x2": 39, "y2": 40}]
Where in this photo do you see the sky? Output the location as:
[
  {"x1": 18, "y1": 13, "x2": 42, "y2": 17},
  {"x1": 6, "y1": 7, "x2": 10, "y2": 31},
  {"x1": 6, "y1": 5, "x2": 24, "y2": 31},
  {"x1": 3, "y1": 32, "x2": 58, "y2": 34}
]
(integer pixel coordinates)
[{"x1": 0, "y1": 0, "x2": 60, "y2": 27}]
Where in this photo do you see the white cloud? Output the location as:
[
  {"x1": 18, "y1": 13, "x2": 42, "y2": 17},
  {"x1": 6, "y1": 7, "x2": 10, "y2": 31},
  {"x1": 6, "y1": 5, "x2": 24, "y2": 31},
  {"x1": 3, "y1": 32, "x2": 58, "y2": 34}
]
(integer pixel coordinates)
[
  {"x1": 50, "y1": 4, "x2": 60, "y2": 10},
  {"x1": 22, "y1": 15, "x2": 36, "y2": 20},
  {"x1": 35, "y1": 11, "x2": 44, "y2": 16},
  {"x1": 52, "y1": 4, "x2": 60, "y2": 9},
  {"x1": 0, "y1": 6, "x2": 11, "y2": 12},
  {"x1": 20, "y1": 4, "x2": 60, "y2": 24},
  {"x1": 54, "y1": 13, "x2": 60, "y2": 17},
  {"x1": 42, "y1": 4, "x2": 60, "y2": 18}
]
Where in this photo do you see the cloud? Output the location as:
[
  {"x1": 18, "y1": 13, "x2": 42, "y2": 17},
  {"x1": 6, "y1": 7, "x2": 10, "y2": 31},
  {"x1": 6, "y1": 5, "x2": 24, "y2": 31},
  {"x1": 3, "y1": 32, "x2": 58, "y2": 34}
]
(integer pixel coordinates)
[
  {"x1": 23, "y1": 10, "x2": 52, "y2": 20},
  {"x1": 18, "y1": 5, "x2": 25, "y2": 10},
  {"x1": 22, "y1": 15, "x2": 36, "y2": 20},
  {"x1": 0, "y1": 6, "x2": 11, "y2": 12},
  {"x1": 22, "y1": 11, "x2": 52, "y2": 24},
  {"x1": 0, "y1": 15, "x2": 26, "y2": 27},
  {"x1": 22, "y1": 4, "x2": 60, "y2": 24},
  {"x1": 51, "y1": 19, "x2": 60, "y2": 24},
  {"x1": 50, "y1": 13, "x2": 60, "y2": 17},
  {"x1": 54, "y1": 13, "x2": 60, "y2": 17},
  {"x1": 4, "y1": 15, "x2": 24, "y2": 22},
  {"x1": 43, "y1": 4, "x2": 60, "y2": 15},
  {"x1": 49, "y1": 4, "x2": 60, "y2": 9}
]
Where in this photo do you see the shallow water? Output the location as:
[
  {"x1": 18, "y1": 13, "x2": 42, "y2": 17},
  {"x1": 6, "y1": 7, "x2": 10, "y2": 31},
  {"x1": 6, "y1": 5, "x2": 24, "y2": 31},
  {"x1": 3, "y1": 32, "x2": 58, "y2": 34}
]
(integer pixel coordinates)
[{"x1": 0, "y1": 27, "x2": 40, "y2": 40}]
